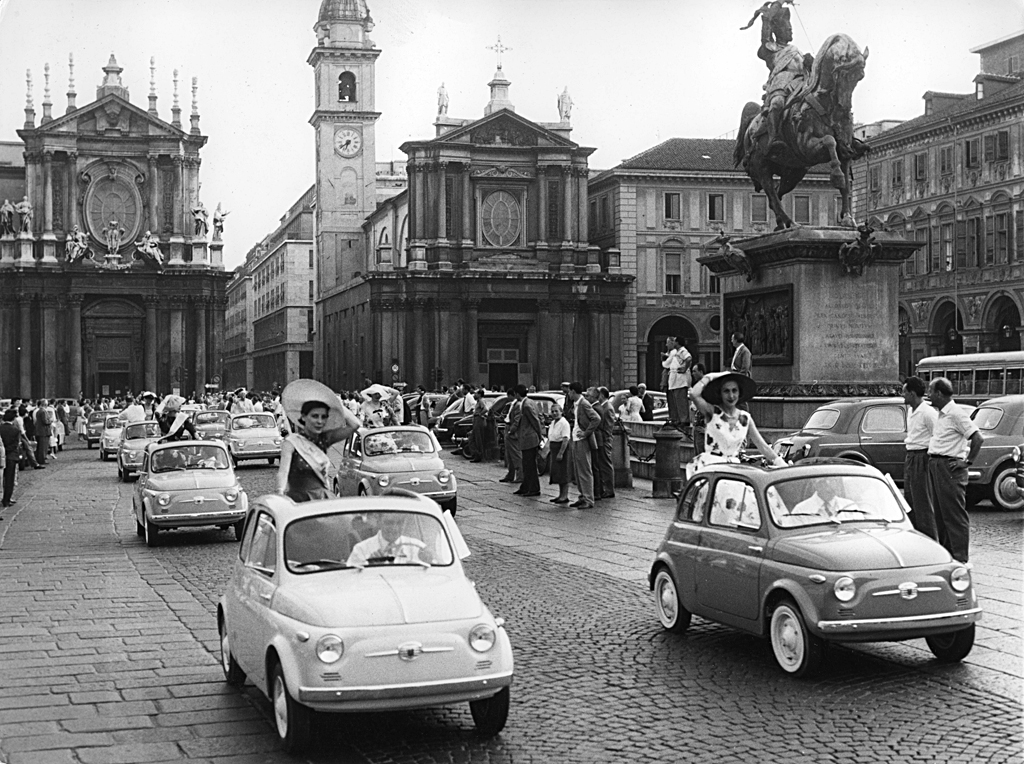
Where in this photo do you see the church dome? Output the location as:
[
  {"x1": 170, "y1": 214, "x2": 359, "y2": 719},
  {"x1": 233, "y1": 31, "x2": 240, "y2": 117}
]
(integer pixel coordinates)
[{"x1": 318, "y1": 0, "x2": 369, "y2": 23}]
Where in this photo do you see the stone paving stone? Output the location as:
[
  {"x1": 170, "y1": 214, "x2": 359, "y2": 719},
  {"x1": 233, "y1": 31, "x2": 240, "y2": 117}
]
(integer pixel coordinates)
[{"x1": 76, "y1": 742, "x2": 185, "y2": 763}]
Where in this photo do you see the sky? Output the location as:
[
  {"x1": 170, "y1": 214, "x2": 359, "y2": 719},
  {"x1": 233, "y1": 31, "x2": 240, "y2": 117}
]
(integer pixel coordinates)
[{"x1": 0, "y1": 0, "x2": 1020, "y2": 270}]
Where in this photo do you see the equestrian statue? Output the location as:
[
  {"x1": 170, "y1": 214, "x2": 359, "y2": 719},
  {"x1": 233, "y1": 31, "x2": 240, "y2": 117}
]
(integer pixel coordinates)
[{"x1": 736, "y1": 2, "x2": 870, "y2": 230}]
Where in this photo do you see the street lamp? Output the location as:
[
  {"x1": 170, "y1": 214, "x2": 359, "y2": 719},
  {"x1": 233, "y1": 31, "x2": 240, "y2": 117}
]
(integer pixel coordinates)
[
  {"x1": 946, "y1": 327, "x2": 958, "y2": 341},
  {"x1": 1001, "y1": 324, "x2": 1014, "y2": 339},
  {"x1": 898, "y1": 318, "x2": 910, "y2": 337}
]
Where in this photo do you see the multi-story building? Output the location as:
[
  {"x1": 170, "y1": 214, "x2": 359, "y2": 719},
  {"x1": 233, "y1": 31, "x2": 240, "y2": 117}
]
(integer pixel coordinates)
[
  {"x1": 853, "y1": 31, "x2": 1023, "y2": 377},
  {"x1": 223, "y1": 269, "x2": 252, "y2": 390},
  {"x1": 588, "y1": 138, "x2": 834, "y2": 385}
]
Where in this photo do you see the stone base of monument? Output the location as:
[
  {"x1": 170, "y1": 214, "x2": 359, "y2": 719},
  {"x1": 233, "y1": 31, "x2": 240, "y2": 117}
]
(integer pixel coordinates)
[
  {"x1": 191, "y1": 239, "x2": 209, "y2": 266},
  {"x1": 16, "y1": 233, "x2": 35, "y2": 266},
  {"x1": 40, "y1": 234, "x2": 58, "y2": 264},
  {"x1": 168, "y1": 236, "x2": 186, "y2": 265},
  {"x1": 209, "y1": 240, "x2": 224, "y2": 269},
  {"x1": 699, "y1": 226, "x2": 921, "y2": 431},
  {"x1": 0, "y1": 234, "x2": 14, "y2": 266}
]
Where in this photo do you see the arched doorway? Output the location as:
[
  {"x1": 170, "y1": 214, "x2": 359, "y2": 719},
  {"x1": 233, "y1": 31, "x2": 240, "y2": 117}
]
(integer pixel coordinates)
[
  {"x1": 83, "y1": 299, "x2": 145, "y2": 397},
  {"x1": 986, "y1": 295, "x2": 1022, "y2": 352},
  {"x1": 645, "y1": 316, "x2": 699, "y2": 389},
  {"x1": 931, "y1": 301, "x2": 963, "y2": 356}
]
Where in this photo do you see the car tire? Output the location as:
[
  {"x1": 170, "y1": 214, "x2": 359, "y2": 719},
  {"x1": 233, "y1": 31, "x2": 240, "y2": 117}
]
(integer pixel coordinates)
[
  {"x1": 769, "y1": 598, "x2": 823, "y2": 677},
  {"x1": 218, "y1": 615, "x2": 246, "y2": 687},
  {"x1": 441, "y1": 498, "x2": 457, "y2": 517},
  {"x1": 232, "y1": 518, "x2": 245, "y2": 541},
  {"x1": 653, "y1": 568, "x2": 691, "y2": 634},
  {"x1": 469, "y1": 685, "x2": 509, "y2": 737},
  {"x1": 990, "y1": 466, "x2": 1024, "y2": 511},
  {"x1": 144, "y1": 516, "x2": 161, "y2": 547},
  {"x1": 926, "y1": 624, "x2": 975, "y2": 663},
  {"x1": 271, "y1": 661, "x2": 313, "y2": 754},
  {"x1": 135, "y1": 505, "x2": 144, "y2": 537}
]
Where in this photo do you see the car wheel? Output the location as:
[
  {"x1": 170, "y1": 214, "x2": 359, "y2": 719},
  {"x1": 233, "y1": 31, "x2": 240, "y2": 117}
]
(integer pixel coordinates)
[
  {"x1": 134, "y1": 505, "x2": 144, "y2": 537},
  {"x1": 653, "y1": 568, "x2": 691, "y2": 633},
  {"x1": 769, "y1": 598, "x2": 823, "y2": 677},
  {"x1": 926, "y1": 624, "x2": 975, "y2": 663},
  {"x1": 232, "y1": 518, "x2": 245, "y2": 541},
  {"x1": 144, "y1": 516, "x2": 160, "y2": 547},
  {"x1": 271, "y1": 661, "x2": 313, "y2": 754},
  {"x1": 219, "y1": 615, "x2": 246, "y2": 687},
  {"x1": 990, "y1": 466, "x2": 1024, "y2": 511},
  {"x1": 469, "y1": 686, "x2": 509, "y2": 737}
]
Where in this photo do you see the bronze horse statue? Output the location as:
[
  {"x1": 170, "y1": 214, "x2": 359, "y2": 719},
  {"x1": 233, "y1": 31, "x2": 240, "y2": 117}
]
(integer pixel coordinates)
[{"x1": 735, "y1": 33, "x2": 870, "y2": 230}]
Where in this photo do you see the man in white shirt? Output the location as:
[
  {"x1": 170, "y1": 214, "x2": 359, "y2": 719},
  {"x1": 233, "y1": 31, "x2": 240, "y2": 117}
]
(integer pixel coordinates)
[
  {"x1": 902, "y1": 376, "x2": 937, "y2": 540},
  {"x1": 926, "y1": 376, "x2": 983, "y2": 563},
  {"x1": 661, "y1": 336, "x2": 692, "y2": 430},
  {"x1": 119, "y1": 396, "x2": 147, "y2": 425},
  {"x1": 347, "y1": 514, "x2": 426, "y2": 566},
  {"x1": 791, "y1": 477, "x2": 859, "y2": 518}
]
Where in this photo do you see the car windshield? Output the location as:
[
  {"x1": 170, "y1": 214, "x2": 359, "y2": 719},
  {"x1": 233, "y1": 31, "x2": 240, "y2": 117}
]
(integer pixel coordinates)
[
  {"x1": 766, "y1": 475, "x2": 905, "y2": 528},
  {"x1": 803, "y1": 408, "x2": 840, "y2": 431},
  {"x1": 285, "y1": 510, "x2": 454, "y2": 572},
  {"x1": 104, "y1": 417, "x2": 121, "y2": 429},
  {"x1": 363, "y1": 430, "x2": 435, "y2": 456},
  {"x1": 971, "y1": 407, "x2": 1003, "y2": 431},
  {"x1": 232, "y1": 414, "x2": 276, "y2": 430},
  {"x1": 151, "y1": 445, "x2": 230, "y2": 472},
  {"x1": 125, "y1": 423, "x2": 161, "y2": 440},
  {"x1": 89, "y1": 412, "x2": 107, "y2": 424},
  {"x1": 195, "y1": 412, "x2": 229, "y2": 425}
]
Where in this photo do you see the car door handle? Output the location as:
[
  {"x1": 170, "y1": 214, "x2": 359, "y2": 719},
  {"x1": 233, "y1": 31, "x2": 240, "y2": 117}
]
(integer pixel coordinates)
[
  {"x1": 258, "y1": 592, "x2": 271, "y2": 601},
  {"x1": 860, "y1": 436, "x2": 872, "y2": 440},
  {"x1": 747, "y1": 545, "x2": 764, "y2": 553}
]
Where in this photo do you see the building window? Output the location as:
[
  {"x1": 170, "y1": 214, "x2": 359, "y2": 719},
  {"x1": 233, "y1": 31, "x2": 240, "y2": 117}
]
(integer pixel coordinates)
[
  {"x1": 308, "y1": 280, "x2": 314, "y2": 300},
  {"x1": 547, "y1": 180, "x2": 560, "y2": 240},
  {"x1": 664, "y1": 251, "x2": 682, "y2": 294},
  {"x1": 589, "y1": 199, "x2": 598, "y2": 232},
  {"x1": 995, "y1": 212, "x2": 1009, "y2": 264},
  {"x1": 941, "y1": 223, "x2": 954, "y2": 271},
  {"x1": 664, "y1": 192, "x2": 681, "y2": 221},
  {"x1": 751, "y1": 194, "x2": 768, "y2": 223},
  {"x1": 793, "y1": 196, "x2": 810, "y2": 225},
  {"x1": 708, "y1": 274, "x2": 720, "y2": 294},
  {"x1": 338, "y1": 72, "x2": 357, "y2": 102},
  {"x1": 708, "y1": 194, "x2": 725, "y2": 222},
  {"x1": 984, "y1": 215, "x2": 995, "y2": 265},
  {"x1": 869, "y1": 166, "x2": 880, "y2": 190},
  {"x1": 965, "y1": 138, "x2": 980, "y2": 168},
  {"x1": 966, "y1": 217, "x2": 981, "y2": 268},
  {"x1": 309, "y1": 249, "x2": 314, "y2": 268},
  {"x1": 891, "y1": 159, "x2": 903, "y2": 187},
  {"x1": 914, "y1": 153, "x2": 927, "y2": 182},
  {"x1": 985, "y1": 131, "x2": 1010, "y2": 162},
  {"x1": 600, "y1": 195, "x2": 610, "y2": 231},
  {"x1": 1010, "y1": 55, "x2": 1021, "y2": 74},
  {"x1": 940, "y1": 146, "x2": 954, "y2": 176},
  {"x1": 915, "y1": 226, "x2": 930, "y2": 274}
]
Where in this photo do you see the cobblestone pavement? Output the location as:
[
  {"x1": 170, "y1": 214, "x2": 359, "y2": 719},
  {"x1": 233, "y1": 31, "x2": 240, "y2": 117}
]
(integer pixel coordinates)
[{"x1": 0, "y1": 444, "x2": 1020, "y2": 764}]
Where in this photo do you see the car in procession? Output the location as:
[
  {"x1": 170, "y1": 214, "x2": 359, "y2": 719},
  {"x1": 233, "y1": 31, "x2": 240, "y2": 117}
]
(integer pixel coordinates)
[
  {"x1": 133, "y1": 440, "x2": 248, "y2": 546},
  {"x1": 329, "y1": 425, "x2": 458, "y2": 515},
  {"x1": 650, "y1": 460, "x2": 981, "y2": 677},
  {"x1": 191, "y1": 410, "x2": 232, "y2": 441},
  {"x1": 223, "y1": 412, "x2": 283, "y2": 465},
  {"x1": 217, "y1": 493, "x2": 513, "y2": 753},
  {"x1": 116, "y1": 420, "x2": 163, "y2": 481},
  {"x1": 966, "y1": 395, "x2": 1024, "y2": 510},
  {"x1": 85, "y1": 410, "x2": 111, "y2": 449},
  {"x1": 98, "y1": 414, "x2": 125, "y2": 461}
]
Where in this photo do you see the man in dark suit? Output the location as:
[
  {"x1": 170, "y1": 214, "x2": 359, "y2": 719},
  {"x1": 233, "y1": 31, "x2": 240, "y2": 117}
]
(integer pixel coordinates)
[
  {"x1": 593, "y1": 387, "x2": 617, "y2": 500},
  {"x1": 1, "y1": 409, "x2": 22, "y2": 506},
  {"x1": 567, "y1": 382, "x2": 600, "y2": 509},
  {"x1": 513, "y1": 385, "x2": 543, "y2": 497},
  {"x1": 33, "y1": 400, "x2": 51, "y2": 466},
  {"x1": 637, "y1": 383, "x2": 655, "y2": 421},
  {"x1": 501, "y1": 391, "x2": 522, "y2": 483}
]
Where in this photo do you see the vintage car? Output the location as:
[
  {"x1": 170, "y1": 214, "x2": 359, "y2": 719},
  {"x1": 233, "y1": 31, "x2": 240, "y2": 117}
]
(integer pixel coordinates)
[
  {"x1": 328, "y1": 426, "x2": 457, "y2": 515},
  {"x1": 85, "y1": 410, "x2": 111, "y2": 449},
  {"x1": 434, "y1": 393, "x2": 501, "y2": 443},
  {"x1": 133, "y1": 440, "x2": 248, "y2": 547},
  {"x1": 192, "y1": 410, "x2": 232, "y2": 441},
  {"x1": 650, "y1": 460, "x2": 981, "y2": 676},
  {"x1": 116, "y1": 420, "x2": 163, "y2": 481},
  {"x1": 1014, "y1": 441, "x2": 1024, "y2": 497},
  {"x1": 98, "y1": 414, "x2": 124, "y2": 461},
  {"x1": 967, "y1": 395, "x2": 1024, "y2": 510},
  {"x1": 224, "y1": 412, "x2": 283, "y2": 465},
  {"x1": 217, "y1": 493, "x2": 513, "y2": 752}
]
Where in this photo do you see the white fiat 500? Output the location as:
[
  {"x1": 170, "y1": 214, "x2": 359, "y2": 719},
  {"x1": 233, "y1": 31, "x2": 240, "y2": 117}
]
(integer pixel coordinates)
[{"x1": 217, "y1": 493, "x2": 513, "y2": 753}]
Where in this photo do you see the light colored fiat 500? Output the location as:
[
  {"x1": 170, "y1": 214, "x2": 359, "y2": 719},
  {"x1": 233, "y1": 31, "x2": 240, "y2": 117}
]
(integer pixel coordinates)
[
  {"x1": 217, "y1": 493, "x2": 513, "y2": 753},
  {"x1": 133, "y1": 440, "x2": 248, "y2": 547},
  {"x1": 116, "y1": 420, "x2": 163, "y2": 481},
  {"x1": 224, "y1": 412, "x2": 282, "y2": 466}
]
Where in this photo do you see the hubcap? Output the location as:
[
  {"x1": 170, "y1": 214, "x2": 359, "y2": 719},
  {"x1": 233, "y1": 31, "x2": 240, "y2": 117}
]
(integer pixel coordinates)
[
  {"x1": 773, "y1": 609, "x2": 803, "y2": 668},
  {"x1": 220, "y1": 627, "x2": 230, "y2": 674},
  {"x1": 273, "y1": 675, "x2": 288, "y2": 738},
  {"x1": 658, "y1": 577, "x2": 677, "y2": 624},
  {"x1": 995, "y1": 474, "x2": 1024, "y2": 510}
]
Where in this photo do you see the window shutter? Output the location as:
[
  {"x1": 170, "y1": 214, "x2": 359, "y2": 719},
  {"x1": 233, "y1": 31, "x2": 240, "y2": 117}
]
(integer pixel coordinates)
[
  {"x1": 955, "y1": 220, "x2": 967, "y2": 269},
  {"x1": 983, "y1": 134, "x2": 996, "y2": 162},
  {"x1": 1014, "y1": 210, "x2": 1022, "y2": 264},
  {"x1": 997, "y1": 131, "x2": 1009, "y2": 161}
]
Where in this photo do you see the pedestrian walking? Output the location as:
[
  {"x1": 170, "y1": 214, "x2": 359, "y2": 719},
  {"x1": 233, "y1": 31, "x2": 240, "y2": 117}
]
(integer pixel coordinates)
[
  {"x1": 925, "y1": 377, "x2": 983, "y2": 563},
  {"x1": 55, "y1": 401, "x2": 69, "y2": 452},
  {"x1": 567, "y1": 382, "x2": 599, "y2": 509},
  {"x1": 662, "y1": 336, "x2": 692, "y2": 431},
  {"x1": 593, "y1": 387, "x2": 616, "y2": 500},
  {"x1": 513, "y1": 386, "x2": 543, "y2": 497},
  {"x1": 902, "y1": 376, "x2": 938, "y2": 540},
  {"x1": 546, "y1": 404, "x2": 572, "y2": 504},
  {"x1": 0, "y1": 408, "x2": 20, "y2": 508}
]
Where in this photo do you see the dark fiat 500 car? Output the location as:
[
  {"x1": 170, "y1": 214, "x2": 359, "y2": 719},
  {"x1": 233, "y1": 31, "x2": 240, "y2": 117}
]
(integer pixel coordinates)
[
  {"x1": 650, "y1": 461, "x2": 980, "y2": 676},
  {"x1": 968, "y1": 395, "x2": 1024, "y2": 511},
  {"x1": 192, "y1": 410, "x2": 232, "y2": 441}
]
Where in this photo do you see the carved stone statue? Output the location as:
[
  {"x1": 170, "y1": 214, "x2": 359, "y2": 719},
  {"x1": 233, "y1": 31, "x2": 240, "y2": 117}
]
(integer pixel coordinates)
[
  {"x1": 65, "y1": 225, "x2": 92, "y2": 264},
  {"x1": 213, "y1": 203, "x2": 229, "y2": 240},
  {"x1": 838, "y1": 224, "x2": 881, "y2": 276},
  {"x1": 15, "y1": 196, "x2": 33, "y2": 234},
  {"x1": 104, "y1": 218, "x2": 124, "y2": 254},
  {"x1": 708, "y1": 230, "x2": 755, "y2": 282},
  {"x1": 192, "y1": 201, "x2": 208, "y2": 238},
  {"x1": 135, "y1": 230, "x2": 164, "y2": 270},
  {"x1": 740, "y1": 0, "x2": 795, "y2": 65},
  {"x1": 557, "y1": 87, "x2": 573, "y2": 122},
  {"x1": 436, "y1": 82, "x2": 449, "y2": 116},
  {"x1": 0, "y1": 199, "x2": 14, "y2": 236}
]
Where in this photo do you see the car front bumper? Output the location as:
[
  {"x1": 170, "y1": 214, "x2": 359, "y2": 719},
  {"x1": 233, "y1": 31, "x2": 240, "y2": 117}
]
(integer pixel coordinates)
[
  {"x1": 228, "y1": 443, "x2": 281, "y2": 459},
  {"x1": 298, "y1": 670, "x2": 512, "y2": 712},
  {"x1": 817, "y1": 606, "x2": 981, "y2": 640}
]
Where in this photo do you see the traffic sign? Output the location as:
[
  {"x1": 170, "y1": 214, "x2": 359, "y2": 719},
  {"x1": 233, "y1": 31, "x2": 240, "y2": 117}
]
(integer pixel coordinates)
[{"x1": 391, "y1": 364, "x2": 400, "y2": 373}]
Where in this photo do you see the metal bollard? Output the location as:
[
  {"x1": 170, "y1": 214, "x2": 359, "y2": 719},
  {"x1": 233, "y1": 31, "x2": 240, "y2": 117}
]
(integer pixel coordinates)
[
  {"x1": 611, "y1": 420, "x2": 633, "y2": 489},
  {"x1": 652, "y1": 425, "x2": 685, "y2": 498}
]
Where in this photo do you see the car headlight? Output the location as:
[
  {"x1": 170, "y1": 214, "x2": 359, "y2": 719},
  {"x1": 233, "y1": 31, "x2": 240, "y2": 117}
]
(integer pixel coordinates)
[
  {"x1": 950, "y1": 566, "x2": 971, "y2": 592},
  {"x1": 1013, "y1": 446, "x2": 1021, "y2": 462},
  {"x1": 377, "y1": 475, "x2": 390, "y2": 487},
  {"x1": 316, "y1": 635, "x2": 344, "y2": 663},
  {"x1": 469, "y1": 624, "x2": 496, "y2": 652},
  {"x1": 156, "y1": 493, "x2": 171, "y2": 507},
  {"x1": 274, "y1": 437, "x2": 283, "y2": 446},
  {"x1": 438, "y1": 469, "x2": 451, "y2": 484},
  {"x1": 833, "y1": 576, "x2": 856, "y2": 602},
  {"x1": 224, "y1": 488, "x2": 239, "y2": 502},
  {"x1": 126, "y1": 451, "x2": 137, "y2": 460}
]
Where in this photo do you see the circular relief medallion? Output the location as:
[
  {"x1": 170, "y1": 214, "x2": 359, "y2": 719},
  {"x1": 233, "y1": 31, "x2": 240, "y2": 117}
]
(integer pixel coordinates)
[
  {"x1": 85, "y1": 176, "x2": 142, "y2": 249},
  {"x1": 481, "y1": 190, "x2": 521, "y2": 248}
]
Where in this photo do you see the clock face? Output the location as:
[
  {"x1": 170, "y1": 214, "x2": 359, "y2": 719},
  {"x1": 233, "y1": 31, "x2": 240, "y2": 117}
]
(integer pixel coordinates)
[{"x1": 334, "y1": 129, "x2": 362, "y2": 158}]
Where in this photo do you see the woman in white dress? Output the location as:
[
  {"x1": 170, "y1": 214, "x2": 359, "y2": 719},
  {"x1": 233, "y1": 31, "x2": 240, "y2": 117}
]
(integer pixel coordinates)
[
  {"x1": 619, "y1": 386, "x2": 644, "y2": 423},
  {"x1": 687, "y1": 372, "x2": 785, "y2": 478}
]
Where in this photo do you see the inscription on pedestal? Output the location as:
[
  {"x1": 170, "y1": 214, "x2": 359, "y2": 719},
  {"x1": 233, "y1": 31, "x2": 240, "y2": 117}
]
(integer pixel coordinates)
[{"x1": 809, "y1": 305, "x2": 880, "y2": 376}]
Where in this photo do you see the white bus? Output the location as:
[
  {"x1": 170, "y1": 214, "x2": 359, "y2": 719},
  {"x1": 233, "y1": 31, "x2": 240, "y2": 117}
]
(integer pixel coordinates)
[{"x1": 916, "y1": 351, "x2": 1024, "y2": 403}]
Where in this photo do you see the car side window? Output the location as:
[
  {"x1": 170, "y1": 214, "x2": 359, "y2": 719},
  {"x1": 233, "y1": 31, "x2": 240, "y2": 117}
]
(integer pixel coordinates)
[
  {"x1": 677, "y1": 479, "x2": 710, "y2": 522},
  {"x1": 862, "y1": 406, "x2": 906, "y2": 434},
  {"x1": 245, "y1": 514, "x2": 277, "y2": 575},
  {"x1": 351, "y1": 436, "x2": 362, "y2": 457},
  {"x1": 709, "y1": 479, "x2": 760, "y2": 530}
]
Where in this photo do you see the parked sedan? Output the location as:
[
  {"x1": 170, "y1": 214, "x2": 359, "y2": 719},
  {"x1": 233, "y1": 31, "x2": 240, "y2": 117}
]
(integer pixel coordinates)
[
  {"x1": 329, "y1": 426, "x2": 457, "y2": 515},
  {"x1": 116, "y1": 420, "x2": 163, "y2": 481},
  {"x1": 435, "y1": 394, "x2": 500, "y2": 443},
  {"x1": 192, "y1": 410, "x2": 231, "y2": 441},
  {"x1": 98, "y1": 414, "x2": 124, "y2": 461},
  {"x1": 217, "y1": 493, "x2": 513, "y2": 753},
  {"x1": 224, "y1": 412, "x2": 283, "y2": 465},
  {"x1": 133, "y1": 440, "x2": 248, "y2": 547},
  {"x1": 650, "y1": 460, "x2": 981, "y2": 676},
  {"x1": 967, "y1": 394, "x2": 1024, "y2": 511},
  {"x1": 1013, "y1": 441, "x2": 1024, "y2": 497}
]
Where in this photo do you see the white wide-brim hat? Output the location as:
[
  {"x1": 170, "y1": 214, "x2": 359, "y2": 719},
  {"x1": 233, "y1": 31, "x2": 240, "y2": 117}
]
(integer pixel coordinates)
[
  {"x1": 361, "y1": 383, "x2": 399, "y2": 401},
  {"x1": 282, "y1": 379, "x2": 346, "y2": 430}
]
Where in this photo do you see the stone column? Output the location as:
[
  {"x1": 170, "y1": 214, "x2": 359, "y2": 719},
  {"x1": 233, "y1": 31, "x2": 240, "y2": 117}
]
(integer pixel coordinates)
[
  {"x1": 538, "y1": 168, "x2": 548, "y2": 243},
  {"x1": 24, "y1": 152, "x2": 38, "y2": 235},
  {"x1": 42, "y1": 151, "x2": 54, "y2": 235},
  {"x1": 589, "y1": 305, "x2": 601, "y2": 385},
  {"x1": 168, "y1": 157, "x2": 186, "y2": 263},
  {"x1": 194, "y1": 296, "x2": 207, "y2": 393},
  {"x1": 537, "y1": 300, "x2": 554, "y2": 389},
  {"x1": 408, "y1": 161, "x2": 427, "y2": 270},
  {"x1": 413, "y1": 162, "x2": 425, "y2": 239},
  {"x1": 211, "y1": 296, "x2": 227, "y2": 391},
  {"x1": 437, "y1": 162, "x2": 447, "y2": 242},
  {"x1": 148, "y1": 155, "x2": 159, "y2": 234},
  {"x1": 412, "y1": 298, "x2": 426, "y2": 386},
  {"x1": 42, "y1": 295, "x2": 58, "y2": 397},
  {"x1": 68, "y1": 294, "x2": 83, "y2": 398},
  {"x1": 576, "y1": 167, "x2": 589, "y2": 244},
  {"x1": 144, "y1": 296, "x2": 158, "y2": 392},
  {"x1": 465, "y1": 299, "x2": 480, "y2": 379},
  {"x1": 169, "y1": 297, "x2": 185, "y2": 393},
  {"x1": 461, "y1": 164, "x2": 472, "y2": 244},
  {"x1": 18, "y1": 292, "x2": 33, "y2": 398},
  {"x1": 562, "y1": 166, "x2": 574, "y2": 243},
  {"x1": 68, "y1": 152, "x2": 79, "y2": 233}
]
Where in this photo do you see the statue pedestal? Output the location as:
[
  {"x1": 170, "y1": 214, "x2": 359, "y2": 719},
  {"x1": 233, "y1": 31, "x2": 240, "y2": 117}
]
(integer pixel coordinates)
[
  {"x1": 16, "y1": 232, "x2": 35, "y2": 266},
  {"x1": 699, "y1": 227, "x2": 922, "y2": 427},
  {"x1": 191, "y1": 239, "x2": 209, "y2": 267},
  {"x1": 209, "y1": 240, "x2": 224, "y2": 269},
  {"x1": 168, "y1": 236, "x2": 186, "y2": 265},
  {"x1": 39, "y1": 233, "x2": 58, "y2": 264},
  {"x1": 408, "y1": 242, "x2": 427, "y2": 272},
  {"x1": 0, "y1": 234, "x2": 14, "y2": 267}
]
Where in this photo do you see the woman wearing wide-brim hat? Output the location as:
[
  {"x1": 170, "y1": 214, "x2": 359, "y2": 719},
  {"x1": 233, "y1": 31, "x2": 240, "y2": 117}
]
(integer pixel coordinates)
[
  {"x1": 276, "y1": 379, "x2": 361, "y2": 502},
  {"x1": 687, "y1": 371, "x2": 785, "y2": 477}
]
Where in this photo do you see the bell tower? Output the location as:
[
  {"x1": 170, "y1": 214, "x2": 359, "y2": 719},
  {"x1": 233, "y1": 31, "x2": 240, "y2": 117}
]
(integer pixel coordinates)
[{"x1": 308, "y1": 0, "x2": 380, "y2": 293}]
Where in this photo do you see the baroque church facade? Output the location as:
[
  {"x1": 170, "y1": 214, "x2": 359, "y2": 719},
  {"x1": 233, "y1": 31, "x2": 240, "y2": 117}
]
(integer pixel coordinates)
[
  {"x1": 0, "y1": 55, "x2": 231, "y2": 399},
  {"x1": 311, "y1": 0, "x2": 633, "y2": 391}
]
